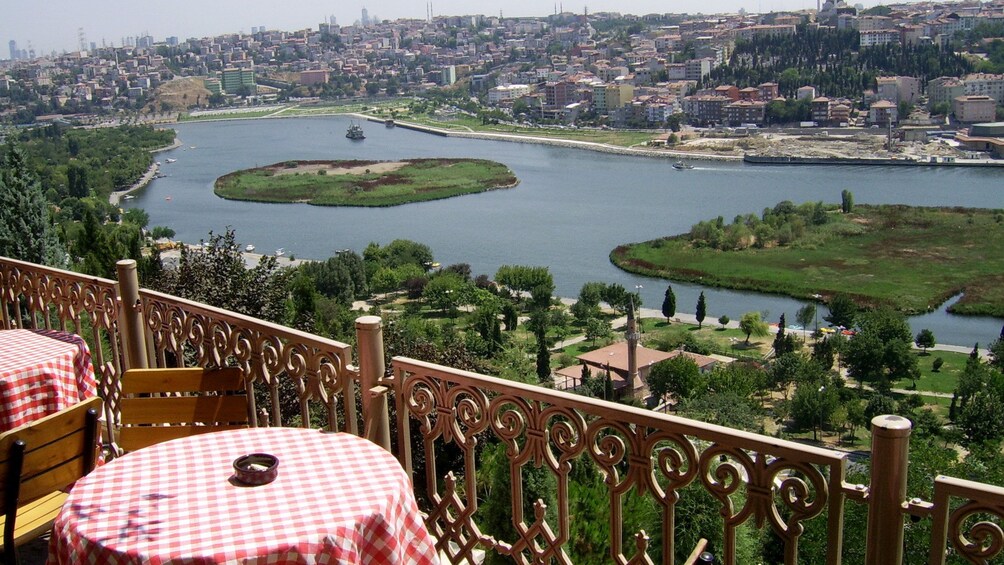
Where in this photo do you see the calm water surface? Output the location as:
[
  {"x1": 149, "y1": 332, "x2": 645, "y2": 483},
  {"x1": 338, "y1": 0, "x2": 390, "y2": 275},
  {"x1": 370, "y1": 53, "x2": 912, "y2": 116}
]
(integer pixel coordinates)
[{"x1": 126, "y1": 117, "x2": 1004, "y2": 347}]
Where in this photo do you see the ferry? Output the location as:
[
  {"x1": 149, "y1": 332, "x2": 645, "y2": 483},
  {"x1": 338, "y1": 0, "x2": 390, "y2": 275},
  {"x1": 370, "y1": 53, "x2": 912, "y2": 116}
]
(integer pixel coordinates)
[
  {"x1": 346, "y1": 123, "x2": 365, "y2": 140},
  {"x1": 245, "y1": 244, "x2": 255, "y2": 252},
  {"x1": 672, "y1": 161, "x2": 694, "y2": 170}
]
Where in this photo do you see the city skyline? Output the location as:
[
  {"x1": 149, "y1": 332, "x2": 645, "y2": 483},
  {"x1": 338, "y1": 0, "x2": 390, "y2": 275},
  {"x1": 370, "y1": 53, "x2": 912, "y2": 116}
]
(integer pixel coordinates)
[{"x1": 3, "y1": 0, "x2": 896, "y2": 57}]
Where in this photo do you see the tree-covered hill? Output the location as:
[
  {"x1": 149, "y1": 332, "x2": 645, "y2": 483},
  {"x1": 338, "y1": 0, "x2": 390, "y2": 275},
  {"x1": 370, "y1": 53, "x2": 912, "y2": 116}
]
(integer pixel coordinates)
[
  {"x1": 17, "y1": 123, "x2": 175, "y2": 201},
  {"x1": 708, "y1": 26, "x2": 974, "y2": 98}
]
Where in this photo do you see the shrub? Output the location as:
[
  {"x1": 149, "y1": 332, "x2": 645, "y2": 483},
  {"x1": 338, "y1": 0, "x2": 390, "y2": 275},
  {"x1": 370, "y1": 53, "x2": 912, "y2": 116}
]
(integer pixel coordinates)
[{"x1": 932, "y1": 357, "x2": 944, "y2": 372}]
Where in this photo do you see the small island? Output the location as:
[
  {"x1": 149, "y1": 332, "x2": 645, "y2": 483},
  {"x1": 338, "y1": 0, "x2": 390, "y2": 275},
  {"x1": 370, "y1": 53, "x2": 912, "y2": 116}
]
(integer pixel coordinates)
[
  {"x1": 214, "y1": 158, "x2": 518, "y2": 207},
  {"x1": 610, "y1": 201, "x2": 1004, "y2": 317}
]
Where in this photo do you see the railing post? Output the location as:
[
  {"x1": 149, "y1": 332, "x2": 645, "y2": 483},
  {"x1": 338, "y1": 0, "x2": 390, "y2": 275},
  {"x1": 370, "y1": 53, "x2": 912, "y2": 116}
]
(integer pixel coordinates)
[
  {"x1": 356, "y1": 315, "x2": 391, "y2": 452},
  {"x1": 865, "y1": 414, "x2": 911, "y2": 565},
  {"x1": 116, "y1": 259, "x2": 148, "y2": 370}
]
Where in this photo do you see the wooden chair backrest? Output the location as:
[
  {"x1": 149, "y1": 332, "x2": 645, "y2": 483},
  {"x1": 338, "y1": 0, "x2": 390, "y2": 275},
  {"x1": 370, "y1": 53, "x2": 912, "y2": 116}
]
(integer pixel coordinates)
[
  {"x1": 118, "y1": 367, "x2": 249, "y2": 453},
  {"x1": 0, "y1": 397, "x2": 102, "y2": 553}
]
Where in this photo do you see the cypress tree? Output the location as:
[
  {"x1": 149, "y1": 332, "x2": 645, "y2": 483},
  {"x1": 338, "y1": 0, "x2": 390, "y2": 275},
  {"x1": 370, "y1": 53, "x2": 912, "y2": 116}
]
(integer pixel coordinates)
[
  {"x1": 0, "y1": 142, "x2": 64, "y2": 266},
  {"x1": 696, "y1": 292, "x2": 707, "y2": 328}
]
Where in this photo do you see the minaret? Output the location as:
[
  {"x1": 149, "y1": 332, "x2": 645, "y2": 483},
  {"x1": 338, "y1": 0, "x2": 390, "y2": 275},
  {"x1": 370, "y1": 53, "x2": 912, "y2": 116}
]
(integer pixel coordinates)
[{"x1": 626, "y1": 298, "x2": 640, "y2": 394}]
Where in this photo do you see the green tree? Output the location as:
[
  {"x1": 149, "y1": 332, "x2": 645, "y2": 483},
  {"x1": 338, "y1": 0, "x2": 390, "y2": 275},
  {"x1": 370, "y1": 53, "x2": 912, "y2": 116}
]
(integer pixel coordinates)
[
  {"x1": 695, "y1": 291, "x2": 707, "y2": 328},
  {"x1": 585, "y1": 317, "x2": 611, "y2": 345},
  {"x1": 844, "y1": 308, "x2": 919, "y2": 391},
  {"x1": 790, "y1": 381, "x2": 839, "y2": 441},
  {"x1": 823, "y1": 294, "x2": 857, "y2": 329},
  {"x1": 718, "y1": 314, "x2": 730, "y2": 329},
  {"x1": 840, "y1": 189, "x2": 854, "y2": 213},
  {"x1": 796, "y1": 303, "x2": 816, "y2": 338},
  {"x1": 915, "y1": 328, "x2": 935, "y2": 354},
  {"x1": 661, "y1": 285, "x2": 676, "y2": 322},
  {"x1": 66, "y1": 162, "x2": 90, "y2": 198},
  {"x1": 0, "y1": 142, "x2": 64, "y2": 266},
  {"x1": 739, "y1": 311, "x2": 769, "y2": 344},
  {"x1": 648, "y1": 355, "x2": 703, "y2": 404},
  {"x1": 988, "y1": 325, "x2": 1004, "y2": 372},
  {"x1": 153, "y1": 228, "x2": 289, "y2": 323},
  {"x1": 571, "y1": 282, "x2": 603, "y2": 322}
]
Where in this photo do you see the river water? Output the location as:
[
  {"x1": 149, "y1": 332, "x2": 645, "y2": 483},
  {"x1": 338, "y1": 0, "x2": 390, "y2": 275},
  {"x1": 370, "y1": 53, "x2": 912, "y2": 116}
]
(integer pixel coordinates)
[{"x1": 125, "y1": 116, "x2": 1004, "y2": 347}]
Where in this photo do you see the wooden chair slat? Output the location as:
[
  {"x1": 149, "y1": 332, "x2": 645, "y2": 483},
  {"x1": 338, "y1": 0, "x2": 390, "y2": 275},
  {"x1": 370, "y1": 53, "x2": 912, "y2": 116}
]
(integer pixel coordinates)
[{"x1": 118, "y1": 368, "x2": 250, "y2": 454}]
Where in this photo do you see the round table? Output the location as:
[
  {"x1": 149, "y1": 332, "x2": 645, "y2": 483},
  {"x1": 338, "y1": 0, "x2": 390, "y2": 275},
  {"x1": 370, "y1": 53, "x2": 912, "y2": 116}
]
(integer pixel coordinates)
[
  {"x1": 0, "y1": 329, "x2": 97, "y2": 432},
  {"x1": 49, "y1": 427, "x2": 440, "y2": 564}
]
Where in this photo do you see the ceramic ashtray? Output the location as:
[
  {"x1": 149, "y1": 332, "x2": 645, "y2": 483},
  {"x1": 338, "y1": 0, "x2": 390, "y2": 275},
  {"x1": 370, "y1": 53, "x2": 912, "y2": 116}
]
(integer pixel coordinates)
[{"x1": 233, "y1": 453, "x2": 279, "y2": 485}]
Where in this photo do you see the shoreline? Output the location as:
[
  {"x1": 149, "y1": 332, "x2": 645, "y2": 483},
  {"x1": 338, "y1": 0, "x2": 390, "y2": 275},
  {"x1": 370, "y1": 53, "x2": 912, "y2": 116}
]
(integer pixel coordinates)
[
  {"x1": 109, "y1": 139, "x2": 184, "y2": 206},
  {"x1": 167, "y1": 106, "x2": 1004, "y2": 167}
]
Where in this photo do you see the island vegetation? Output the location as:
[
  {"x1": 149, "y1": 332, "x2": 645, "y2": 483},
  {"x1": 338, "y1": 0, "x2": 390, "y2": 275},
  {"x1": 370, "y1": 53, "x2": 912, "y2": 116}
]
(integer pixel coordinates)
[
  {"x1": 610, "y1": 198, "x2": 1004, "y2": 317},
  {"x1": 213, "y1": 158, "x2": 518, "y2": 207}
]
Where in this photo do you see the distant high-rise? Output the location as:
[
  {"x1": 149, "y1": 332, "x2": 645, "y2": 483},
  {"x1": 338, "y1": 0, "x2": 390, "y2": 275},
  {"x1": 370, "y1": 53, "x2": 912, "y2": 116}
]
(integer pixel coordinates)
[
  {"x1": 8, "y1": 40, "x2": 16, "y2": 61},
  {"x1": 361, "y1": 7, "x2": 370, "y2": 26},
  {"x1": 329, "y1": 15, "x2": 337, "y2": 25}
]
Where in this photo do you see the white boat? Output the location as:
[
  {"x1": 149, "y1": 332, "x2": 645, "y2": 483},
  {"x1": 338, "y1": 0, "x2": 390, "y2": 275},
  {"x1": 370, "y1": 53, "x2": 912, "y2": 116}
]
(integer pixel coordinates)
[
  {"x1": 245, "y1": 244, "x2": 255, "y2": 252},
  {"x1": 166, "y1": 158, "x2": 177, "y2": 163},
  {"x1": 672, "y1": 161, "x2": 694, "y2": 170},
  {"x1": 123, "y1": 195, "x2": 135, "y2": 200},
  {"x1": 275, "y1": 248, "x2": 285, "y2": 257}
]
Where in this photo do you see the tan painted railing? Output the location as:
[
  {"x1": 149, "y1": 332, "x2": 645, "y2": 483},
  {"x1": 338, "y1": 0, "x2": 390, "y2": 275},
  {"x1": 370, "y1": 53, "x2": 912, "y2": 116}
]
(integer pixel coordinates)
[{"x1": 3, "y1": 255, "x2": 1003, "y2": 564}]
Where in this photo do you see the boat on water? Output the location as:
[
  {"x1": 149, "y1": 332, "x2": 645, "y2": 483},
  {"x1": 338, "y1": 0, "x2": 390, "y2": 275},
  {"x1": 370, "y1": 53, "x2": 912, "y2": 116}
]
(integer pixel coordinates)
[
  {"x1": 165, "y1": 196, "x2": 172, "y2": 201},
  {"x1": 245, "y1": 244, "x2": 256, "y2": 252},
  {"x1": 275, "y1": 248, "x2": 285, "y2": 257},
  {"x1": 346, "y1": 123, "x2": 365, "y2": 140},
  {"x1": 672, "y1": 161, "x2": 694, "y2": 170},
  {"x1": 165, "y1": 158, "x2": 177, "y2": 163},
  {"x1": 123, "y1": 195, "x2": 135, "y2": 200},
  {"x1": 385, "y1": 119, "x2": 395, "y2": 128}
]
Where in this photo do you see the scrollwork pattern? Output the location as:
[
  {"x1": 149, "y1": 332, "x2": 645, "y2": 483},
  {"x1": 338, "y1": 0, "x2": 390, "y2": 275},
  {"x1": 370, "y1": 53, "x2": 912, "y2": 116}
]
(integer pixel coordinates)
[
  {"x1": 948, "y1": 503, "x2": 1004, "y2": 563},
  {"x1": 140, "y1": 293, "x2": 350, "y2": 431}
]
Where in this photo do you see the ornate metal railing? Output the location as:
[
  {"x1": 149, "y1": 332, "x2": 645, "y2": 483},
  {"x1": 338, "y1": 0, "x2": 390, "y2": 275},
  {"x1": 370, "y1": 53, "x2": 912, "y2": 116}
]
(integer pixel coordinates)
[
  {"x1": 3, "y1": 255, "x2": 1004, "y2": 564},
  {"x1": 391, "y1": 357, "x2": 849, "y2": 565}
]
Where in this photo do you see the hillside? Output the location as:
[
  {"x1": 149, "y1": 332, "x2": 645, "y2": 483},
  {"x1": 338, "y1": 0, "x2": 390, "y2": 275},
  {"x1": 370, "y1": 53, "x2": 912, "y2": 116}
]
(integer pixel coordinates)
[{"x1": 146, "y1": 77, "x2": 213, "y2": 112}]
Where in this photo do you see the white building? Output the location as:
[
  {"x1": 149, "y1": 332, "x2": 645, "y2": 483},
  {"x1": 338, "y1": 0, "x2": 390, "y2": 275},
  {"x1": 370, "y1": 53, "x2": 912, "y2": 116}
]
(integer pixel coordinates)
[
  {"x1": 487, "y1": 84, "x2": 531, "y2": 105},
  {"x1": 963, "y1": 73, "x2": 1004, "y2": 105}
]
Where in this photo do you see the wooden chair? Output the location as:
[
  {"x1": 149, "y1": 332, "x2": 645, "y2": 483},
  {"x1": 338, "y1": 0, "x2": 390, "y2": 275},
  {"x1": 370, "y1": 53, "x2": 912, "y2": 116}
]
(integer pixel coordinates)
[
  {"x1": 0, "y1": 396, "x2": 102, "y2": 565},
  {"x1": 117, "y1": 367, "x2": 249, "y2": 453}
]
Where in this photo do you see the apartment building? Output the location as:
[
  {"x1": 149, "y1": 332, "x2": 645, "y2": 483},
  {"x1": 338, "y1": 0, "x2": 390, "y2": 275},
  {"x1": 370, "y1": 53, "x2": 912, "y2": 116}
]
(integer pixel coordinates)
[
  {"x1": 812, "y1": 97, "x2": 831, "y2": 124},
  {"x1": 954, "y1": 95, "x2": 997, "y2": 123},
  {"x1": 927, "y1": 76, "x2": 966, "y2": 110},
  {"x1": 682, "y1": 94, "x2": 730, "y2": 125},
  {"x1": 860, "y1": 29, "x2": 899, "y2": 47},
  {"x1": 963, "y1": 73, "x2": 1004, "y2": 104},
  {"x1": 869, "y1": 99, "x2": 897, "y2": 124},
  {"x1": 724, "y1": 99, "x2": 767, "y2": 126},
  {"x1": 488, "y1": 84, "x2": 532, "y2": 104}
]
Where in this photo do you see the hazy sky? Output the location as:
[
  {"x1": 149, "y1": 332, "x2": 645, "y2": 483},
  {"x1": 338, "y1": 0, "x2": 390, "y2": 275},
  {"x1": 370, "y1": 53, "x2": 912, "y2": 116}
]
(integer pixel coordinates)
[{"x1": 5, "y1": 0, "x2": 887, "y2": 56}]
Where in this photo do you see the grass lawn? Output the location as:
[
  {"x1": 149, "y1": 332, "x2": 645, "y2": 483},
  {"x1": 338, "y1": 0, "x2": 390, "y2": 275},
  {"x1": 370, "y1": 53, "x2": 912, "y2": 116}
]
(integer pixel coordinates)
[
  {"x1": 612, "y1": 204, "x2": 1004, "y2": 316},
  {"x1": 214, "y1": 158, "x2": 517, "y2": 207},
  {"x1": 902, "y1": 350, "x2": 969, "y2": 394}
]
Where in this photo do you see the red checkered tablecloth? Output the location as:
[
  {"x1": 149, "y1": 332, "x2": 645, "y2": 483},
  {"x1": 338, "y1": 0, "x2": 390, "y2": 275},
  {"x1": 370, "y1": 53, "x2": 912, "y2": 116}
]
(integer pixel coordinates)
[
  {"x1": 49, "y1": 427, "x2": 440, "y2": 565},
  {"x1": 0, "y1": 329, "x2": 98, "y2": 432}
]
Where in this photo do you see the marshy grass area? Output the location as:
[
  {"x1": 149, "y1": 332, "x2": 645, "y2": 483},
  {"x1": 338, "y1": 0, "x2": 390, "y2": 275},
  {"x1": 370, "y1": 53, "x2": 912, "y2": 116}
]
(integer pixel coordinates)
[
  {"x1": 612, "y1": 204, "x2": 1004, "y2": 317},
  {"x1": 214, "y1": 158, "x2": 517, "y2": 207}
]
